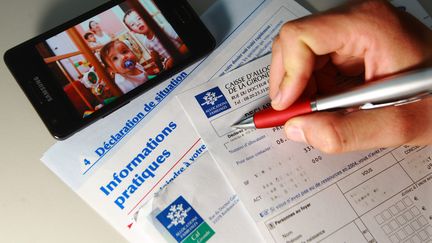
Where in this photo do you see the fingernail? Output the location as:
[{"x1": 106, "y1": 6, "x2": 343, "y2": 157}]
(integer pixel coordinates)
[
  {"x1": 271, "y1": 91, "x2": 282, "y2": 106},
  {"x1": 285, "y1": 124, "x2": 306, "y2": 143}
]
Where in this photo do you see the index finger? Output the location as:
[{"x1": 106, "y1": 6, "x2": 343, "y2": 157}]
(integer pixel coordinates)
[{"x1": 270, "y1": 8, "x2": 360, "y2": 110}]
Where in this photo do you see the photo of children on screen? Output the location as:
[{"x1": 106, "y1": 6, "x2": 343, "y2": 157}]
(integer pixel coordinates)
[
  {"x1": 123, "y1": 9, "x2": 189, "y2": 71},
  {"x1": 35, "y1": 0, "x2": 189, "y2": 118}
]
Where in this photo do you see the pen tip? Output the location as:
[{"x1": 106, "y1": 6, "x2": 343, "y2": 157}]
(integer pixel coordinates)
[{"x1": 231, "y1": 117, "x2": 255, "y2": 129}]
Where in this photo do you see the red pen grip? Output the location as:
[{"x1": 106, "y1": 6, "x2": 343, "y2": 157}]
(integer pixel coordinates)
[{"x1": 254, "y1": 99, "x2": 312, "y2": 128}]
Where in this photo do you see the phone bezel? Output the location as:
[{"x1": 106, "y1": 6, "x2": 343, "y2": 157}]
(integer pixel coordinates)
[{"x1": 4, "y1": 0, "x2": 215, "y2": 139}]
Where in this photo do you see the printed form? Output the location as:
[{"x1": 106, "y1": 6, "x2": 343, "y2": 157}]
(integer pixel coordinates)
[{"x1": 178, "y1": 55, "x2": 432, "y2": 243}]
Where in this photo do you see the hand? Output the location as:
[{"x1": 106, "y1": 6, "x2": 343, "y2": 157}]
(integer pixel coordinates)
[{"x1": 269, "y1": 0, "x2": 432, "y2": 153}]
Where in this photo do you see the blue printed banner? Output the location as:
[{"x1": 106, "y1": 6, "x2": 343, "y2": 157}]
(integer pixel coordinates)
[{"x1": 195, "y1": 87, "x2": 231, "y2": 118}]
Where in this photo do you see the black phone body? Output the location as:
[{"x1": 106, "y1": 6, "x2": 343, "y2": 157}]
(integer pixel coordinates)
[{"x1": 4, "y1": 0, "x2": 215, "y2": 140}]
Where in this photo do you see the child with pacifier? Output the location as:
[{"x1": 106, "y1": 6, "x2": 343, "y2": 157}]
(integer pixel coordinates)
[{"x1": 100, "y1": 40, "x2": 148, "y2": 94}]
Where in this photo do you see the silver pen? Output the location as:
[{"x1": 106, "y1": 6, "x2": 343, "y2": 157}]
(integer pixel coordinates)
[{"x1": 232, "y1": 68, "x2": 432, "y2": 129}]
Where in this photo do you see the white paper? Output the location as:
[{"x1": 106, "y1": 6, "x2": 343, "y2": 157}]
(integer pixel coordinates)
[
  {"x1": 69, "y1": 101, "x2": 208, "y2": 241},
  {"x1": 177, "y1": 55, "x2": 432, "y2": 242},
  {"x1": 135, "y1": 152, "x2": 265, "y2": 242}
]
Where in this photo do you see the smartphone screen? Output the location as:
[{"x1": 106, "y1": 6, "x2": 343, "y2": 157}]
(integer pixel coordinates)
[
  {"x1": 35, "y1": 0, "x2": 190, "y2": 119},
  {"x1": 4, "y1": 0, "x2": 215, "y2": 139}
]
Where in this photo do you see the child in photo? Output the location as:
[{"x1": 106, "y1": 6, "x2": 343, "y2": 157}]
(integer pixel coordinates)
[
  {"x1": 123, "y1": 9, "x2": 188, "y2": 70},
  {"x1": 83, "y1": 32, "x2": 100, "y2": 48},
  {"x1": 89, "y1": 20, "x2": 115, "y2": 45},
  {"x1": 100, "y1": 40, "x2": 148, "y2": 94}
]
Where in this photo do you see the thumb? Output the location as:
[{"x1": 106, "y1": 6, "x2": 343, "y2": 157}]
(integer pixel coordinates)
[{"x1": 283, "y1": 100, "x2": 432, "y2": 153}]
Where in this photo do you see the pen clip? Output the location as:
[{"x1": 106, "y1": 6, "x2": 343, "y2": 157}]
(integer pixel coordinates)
[{"x1": 360, "y1": 92, "x2": 432, "y2": 110}]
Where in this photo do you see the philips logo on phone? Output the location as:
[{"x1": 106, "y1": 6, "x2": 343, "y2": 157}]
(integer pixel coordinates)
[{"x1": 195, "y1": 87, "x2": 231, "y2": 118}]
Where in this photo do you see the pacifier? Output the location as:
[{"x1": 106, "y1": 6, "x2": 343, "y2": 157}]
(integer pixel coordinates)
[{"x1": 124, "y1": 60, "x2": 135, "y2": 69}]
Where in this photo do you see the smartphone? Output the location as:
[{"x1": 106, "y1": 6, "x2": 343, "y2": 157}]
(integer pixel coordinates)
[{"x1": 4, "y1": 0, "x2": 215, "y2": 139}]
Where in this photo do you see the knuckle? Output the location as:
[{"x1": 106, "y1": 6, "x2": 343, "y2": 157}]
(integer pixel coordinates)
[
  {"x1": 279, "y1": 22, "x2": 303, "y2": 39},
  {"x1": 306, "y1": 117, "x2": 350, "y2": 154},
  {"x1": 390, "y1": 108, "x2": 416, "y2": 143},
  {"x1": 271, "y1": 36, "x2": 280, "y2": 50},
  {"x1": 358, "y1": 0, "x2": 392, "y2": 13},
  {"x1": 357, "y1": 0, "x2": 398, "y2": 26},
  {"x1": 319, "y1": 128, "x2": 346, "y2": 154}
]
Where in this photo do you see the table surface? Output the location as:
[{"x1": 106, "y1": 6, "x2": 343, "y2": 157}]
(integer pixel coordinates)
[{"x1": 0, "y1": 0, "x2": 430, "y2": 242}]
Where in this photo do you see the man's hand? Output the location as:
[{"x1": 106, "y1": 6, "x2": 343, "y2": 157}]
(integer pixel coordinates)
[{"x1": 270, "y1": 0, "x2": 432, "y2": 153}]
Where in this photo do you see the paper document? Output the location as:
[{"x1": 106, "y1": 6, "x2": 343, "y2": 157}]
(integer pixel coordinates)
[
  {"x1": 62, "y1": 101, "x2": 208, "y2": 241},
  {"x1": 178, "y1": 55, "x2": 432, "y2": 242},
  {"x1": 135, "y1": 152, "x2": 264, "y2": 242}
]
